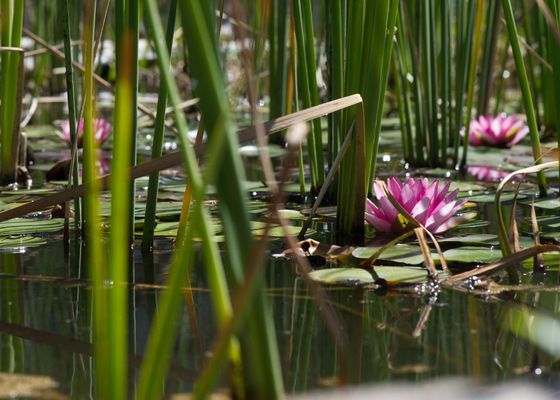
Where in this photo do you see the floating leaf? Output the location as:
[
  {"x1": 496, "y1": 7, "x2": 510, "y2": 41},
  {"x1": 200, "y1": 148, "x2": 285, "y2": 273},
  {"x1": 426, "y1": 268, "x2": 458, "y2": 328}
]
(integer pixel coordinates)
[
  {"x1": 308, "y1": 265, "x2": 447, "y2": 286},
  {"x1": 528, "y1": 197, "x2": 560, "y2": 210},
  {"x1": 0, "y1": 218, "x2": 64, "y2": 235},
  {"x1": 353, "y1": 244, "x2": 427, "y2": 265},
  {"x1": 455, "y1": 219, "x2": 490, "y2": 229},
  {"x1": 470, "y1": 192, "x2": 524, "y2": 203},
  {"x1": 308, "y1": 267, "x2": 375, "y2": 285},
  {"x1": 375, "y1": 265, "x2": 448, "y2": 283},
  {"x1": 439, "y1": 246, "x2": 502, "y2": 264},
  {"x1": 438, "y1": 234, "x2": 499, "y2": 246},
  {"x1": 449, "y1": 182, "x2": 486, "y2": 193}
]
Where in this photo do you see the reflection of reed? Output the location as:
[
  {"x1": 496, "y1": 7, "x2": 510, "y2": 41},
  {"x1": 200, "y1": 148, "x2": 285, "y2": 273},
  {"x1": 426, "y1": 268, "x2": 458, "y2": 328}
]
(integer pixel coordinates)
[
  {"x1": 0, "y1": 254, "x2": 25, "y2": 372},
  {"x1": 0, "y1": 320, "x2": 195, "y2": 381}
]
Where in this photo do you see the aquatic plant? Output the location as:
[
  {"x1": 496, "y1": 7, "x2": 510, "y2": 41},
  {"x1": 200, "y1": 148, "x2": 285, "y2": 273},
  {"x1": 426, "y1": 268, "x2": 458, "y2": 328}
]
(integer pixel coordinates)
[
  {"x1": 467, "y1": 166, "x2": 509, "y2": 182},
  {"x1": 56, "y1": 118, "x2": 112, "y2": 148},
  {"x1": 365, "y1": 178, "x2": 468, "y2": 235},
  {"x1": 468, "y1": 114, "x2": 529, "y2": 147}
]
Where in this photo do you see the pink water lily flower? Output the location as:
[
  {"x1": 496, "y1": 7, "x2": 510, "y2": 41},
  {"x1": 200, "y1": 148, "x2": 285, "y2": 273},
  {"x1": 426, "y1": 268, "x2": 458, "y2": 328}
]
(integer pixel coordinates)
[
  {"x1": 56, "y1": 118, "x2": 112, "y2": 148},
  {"x1": 468, "y1": 114, "x2": 529, "y2": 147},
  {"x1": 467, "y1": 166, "x2": 508, "y2": 182},
  {"x1": 365, "y1": 178, "x2": 469, "y2": 235}
]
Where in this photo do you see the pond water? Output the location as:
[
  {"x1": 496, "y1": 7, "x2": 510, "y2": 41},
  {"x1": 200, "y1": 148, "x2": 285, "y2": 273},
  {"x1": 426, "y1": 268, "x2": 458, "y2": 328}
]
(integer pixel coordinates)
[
  {"x1": 0, "y1": 123, "x2": 558, "y2": 398},
  {"x1": 1, "y1": 208, "x2": 559, "y2": 398}
]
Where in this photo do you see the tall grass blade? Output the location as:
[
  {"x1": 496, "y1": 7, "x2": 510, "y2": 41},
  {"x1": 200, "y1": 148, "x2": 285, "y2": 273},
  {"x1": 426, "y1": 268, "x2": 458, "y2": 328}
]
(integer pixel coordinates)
[
  {"x1": 61, "y1": 0, "x2": 81, "y2": 231},
  {"x1": 502, "y1": 0, "x2": 547, "y2": 195},
  {"x1": 138, "y1": 1, "x2": 245, "y2": 398},
  {"x1": 81, "y1": 0, "x2": 108, "y2": 398},
  {"x1": 292, "y1": 0, "x2": 324, "y2": 191},
  {"x1": 142, "y1": 0, "x2": 177, "y2": 249},
  {"x1": 461, "y1": 0, "x2": 485, "y2": 170},
  {"x1": 0, "y1": 0, "x2": 24, "y2": 184}
]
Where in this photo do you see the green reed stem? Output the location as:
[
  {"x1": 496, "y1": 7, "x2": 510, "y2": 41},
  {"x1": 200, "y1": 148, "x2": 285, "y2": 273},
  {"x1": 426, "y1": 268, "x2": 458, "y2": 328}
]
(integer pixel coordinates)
[
  {"x1": 461, "y1": 0, "x2": 485, "y2": 171},
  {"x1": 107, "y1": 31, "x2": 135, "y2": 400},
  {"x1": 325, "y1": 0, "x2": 343, "y2": 170},
  {"x1": 61, "y1": 0, "x2": 81, "y2": 231},
  {"x1": 544, "y1": 0, "x2": 560, "y2": 181},
  {"x1": 453, "y1": 0, "x2": 475, "y2": 165},
  {"x1": 493, "y1": 41, "x2": 509, "y2": 115},
  {"x1": 269, "y1": 0, "x2": 288, "y2": 120},
  {"x1": 115, "y1": 0, "x2": 139, "y2": 244},
  {"x1": 477, "y1": 0, "x2": 500, "y2": 115},
  {"x1": 81, "y1": 1, "x2": 108, "y2": 398},
  {"x1": 138, "y1": 1, "x2": 249, "y2": 398},
  {"x1": 502, "y1": 0, "x2": 547, "y2": 196},
  {"x1": 142, "y1": 0, "x2": 177, "y2": 249},
  {"x1": 292, "y1": 0, "x2": 324, "y2": 191},
  {"x1": 336, "y1": 0, "x2": 364, "y2": 244},
  {"x1": 421, "y1": 0, "x2": 438, "y2": 166},
  {"x1": 369, "y1": 0, "x2": 398, "y2": 180},
  {"x1": 180, "y1": 1, "x2": 284, "y2": 396},
  {"x1": 441, "y1": 0, "x2": 451, "y2": 164},
  {"x1": 0, "y1": 0, "x2": 24, "y2": 184}
]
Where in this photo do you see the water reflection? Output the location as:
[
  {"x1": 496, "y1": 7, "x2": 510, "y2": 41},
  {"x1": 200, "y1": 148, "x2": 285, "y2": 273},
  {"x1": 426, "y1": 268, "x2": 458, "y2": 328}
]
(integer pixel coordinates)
[{"x1": 0, "y1": 235, "x2": 558, "y2": 396}]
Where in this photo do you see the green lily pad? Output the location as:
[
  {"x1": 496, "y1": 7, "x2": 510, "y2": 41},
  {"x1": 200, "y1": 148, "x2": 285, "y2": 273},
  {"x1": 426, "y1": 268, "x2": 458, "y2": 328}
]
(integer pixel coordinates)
[
  {"x1": 376, "y1": 265, "x2": 448, "y2": 283},
  {"x1": 438, "y1": 234, "x2": 499, "y2": 246},
  {"x1": 0, "y1": 218, "x2": 64, "y2": 235},
  {"x1": 0, "y1": 236, "x2": 47, "y2": 249},
  {"x1": 439, "y1": 246, "x2": 502, "y2": 264},
  {"x1": 352, "y1": 244, "x2": 427, "y2": 265},
  {"x1": 275, "y1": 209, "x2": 306, "y2": 221},
  {"x1": 528, "y1": 197, "x2": 560, "y2": 210},
  {"x1": 455, "y1": 219, "x2": 490, "y2": 229},
  {"x1": 308, "y1": 268, "x2": 375, "y2": 285},
  {"x1": 308, "y1": 265, "x2": 447, "y2": 286},
  {"x1": 470, "y1": 192, "x2": 524, "y2": 203},
  {"x1": 449, "y1": 182, "x2": 486, "y2": 193}
]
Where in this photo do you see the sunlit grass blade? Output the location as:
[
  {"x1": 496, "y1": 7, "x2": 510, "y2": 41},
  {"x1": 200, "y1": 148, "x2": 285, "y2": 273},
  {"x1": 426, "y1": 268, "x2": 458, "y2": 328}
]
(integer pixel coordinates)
[
  {"x1": 137, "y1": 1, "x2": 248, "y2": 398},
  {"x1": 81, "y1": 0, "x2": 108, "y2": 398},
  {"x1": 460, "y1": 0, "x2": 485, "y2": 170},
  {"x1": 502, "y1": 0, "x2": 547, "y2": 195},
  {"x1": 0, "y1": 0, "x2": 24, "y2": 184},
  {"x1": 61, "y1": 0, "x2": 81, "y2": 231},
  {"x1": 477, "y1": 1, "x2": 500, "y2": 115},
  {"x1": 142, "y1": 0, "x2": 177, "y2": 249},
  {"x1": 179, "y1": 1, "x2": 284, "y2": 397},
  {"x1": 106, "y1": 31, "x2": 135, "y2": 400},
  {"x1": 292, "y1": 0, "x2": 324, "y2": 191}
]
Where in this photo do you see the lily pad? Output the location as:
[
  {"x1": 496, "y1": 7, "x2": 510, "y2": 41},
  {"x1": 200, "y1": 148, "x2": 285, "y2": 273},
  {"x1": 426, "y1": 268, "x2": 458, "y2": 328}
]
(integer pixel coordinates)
[
  {"x1": 0, "y1": 218, "x2": 64, "y2": 235},
  {"x1": 470, "y1": 192, "x2": 524, "y2": 203},
  {"x1": 437, "y1": 234, "x2": 499, "y2": 246},
  {"x1": 376, "y1": 265, "x2": 448, "y2": 283},
  {"x1": 439, "y1": 246, "x2": 502, "y2": 264},
  {"x1": 308, "y1": 265, "x2": 447, "y2": 286},
  {"x1": 352, "y1": 244, "x2": 427, "y2": 265},
  {"x1": 308, "y1": 267, "x2": 375, "y2": 285},
  {"x1": 449, "y1": 182, "x2": 486, "y2": 193},
  {"x1": 528, "y1": 197, "x2": 560, "y2": 210}
]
